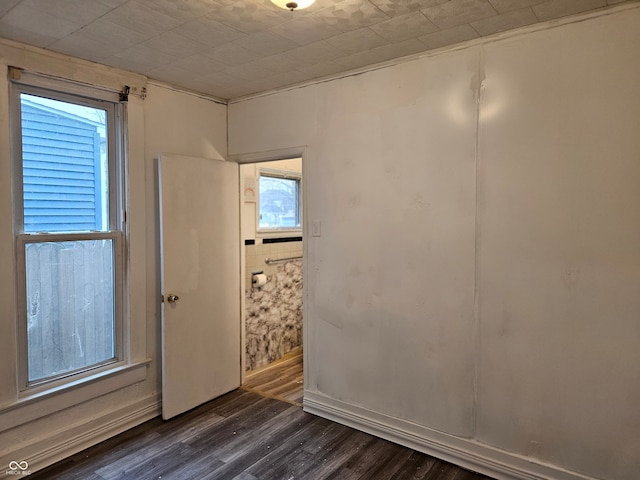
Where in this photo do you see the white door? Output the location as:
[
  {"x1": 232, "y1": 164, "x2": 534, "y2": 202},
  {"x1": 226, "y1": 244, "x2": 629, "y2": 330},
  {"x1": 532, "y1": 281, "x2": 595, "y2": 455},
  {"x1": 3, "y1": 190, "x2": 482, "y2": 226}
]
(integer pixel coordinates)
[{"x1": 158, "y1": 153, "x2": 240, "y2": 420}]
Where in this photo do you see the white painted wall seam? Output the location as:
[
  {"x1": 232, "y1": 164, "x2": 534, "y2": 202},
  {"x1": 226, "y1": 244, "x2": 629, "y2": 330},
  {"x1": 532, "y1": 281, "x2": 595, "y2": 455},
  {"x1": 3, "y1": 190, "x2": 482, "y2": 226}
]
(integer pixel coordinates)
[{"x1": 470, "y1": 46, "x2": 485, "y2": 441}]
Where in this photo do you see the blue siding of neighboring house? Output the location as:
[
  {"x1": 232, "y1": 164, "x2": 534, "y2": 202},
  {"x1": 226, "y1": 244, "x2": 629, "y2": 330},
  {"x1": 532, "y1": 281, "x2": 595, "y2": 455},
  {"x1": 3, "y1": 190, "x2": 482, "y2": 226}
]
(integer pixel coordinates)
[{"x1": 21, "y1": 101, "x2": 103, "y2": 232}]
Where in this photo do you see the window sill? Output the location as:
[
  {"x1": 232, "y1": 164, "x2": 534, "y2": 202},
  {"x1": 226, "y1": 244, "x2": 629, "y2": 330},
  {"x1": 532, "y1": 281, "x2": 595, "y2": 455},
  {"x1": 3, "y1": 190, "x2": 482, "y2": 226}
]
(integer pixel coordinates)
[{"x1": 0, "y1": 360, "x2": 150, "y2": 433}]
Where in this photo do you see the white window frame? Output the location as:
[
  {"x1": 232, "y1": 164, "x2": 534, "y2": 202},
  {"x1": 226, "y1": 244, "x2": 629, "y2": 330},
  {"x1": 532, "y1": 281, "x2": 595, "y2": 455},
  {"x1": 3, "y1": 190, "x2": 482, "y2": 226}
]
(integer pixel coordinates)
[
  {"x1": 256, "y1": 167, "x2": 302, "y2": 237},
  {"x1": 10, "y1": 74, "x2": 127, "y2": 396}
]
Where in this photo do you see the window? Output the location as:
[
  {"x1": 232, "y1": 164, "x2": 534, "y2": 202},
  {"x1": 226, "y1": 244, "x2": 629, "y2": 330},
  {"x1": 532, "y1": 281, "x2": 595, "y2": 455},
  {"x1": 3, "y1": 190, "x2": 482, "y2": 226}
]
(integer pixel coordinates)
[
  {"x1": 12, "y1": 77, "x2": 124, "y2": 389},
  {"x1": 258, "y1": 170, "x2": 301, "y2": 232}
]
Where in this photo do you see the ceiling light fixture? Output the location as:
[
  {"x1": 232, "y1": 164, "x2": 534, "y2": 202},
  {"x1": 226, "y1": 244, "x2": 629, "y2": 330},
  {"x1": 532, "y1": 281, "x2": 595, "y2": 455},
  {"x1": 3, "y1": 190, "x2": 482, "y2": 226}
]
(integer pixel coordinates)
[{"x1": 270, "y1": 0, "x2": 315, "y2": 11}]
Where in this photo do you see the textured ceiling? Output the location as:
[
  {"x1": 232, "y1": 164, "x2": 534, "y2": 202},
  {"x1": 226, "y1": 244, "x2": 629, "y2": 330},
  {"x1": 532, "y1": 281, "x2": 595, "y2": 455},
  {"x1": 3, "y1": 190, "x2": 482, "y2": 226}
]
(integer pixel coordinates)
[{"x1": 0, "y1": 0, "x2": 631, "y2": 100}]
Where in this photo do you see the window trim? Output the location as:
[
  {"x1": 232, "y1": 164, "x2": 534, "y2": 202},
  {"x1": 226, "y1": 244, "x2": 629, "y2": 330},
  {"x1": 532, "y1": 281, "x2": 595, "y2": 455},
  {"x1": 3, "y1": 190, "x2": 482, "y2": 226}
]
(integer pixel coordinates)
[
  {"x1": 256, "y1": 167, "x2": 302, "y2": 237},
  {"x1": 10, "y1": 75, "x2": 127, "y2": 392},
  {"x1": 1, "y1": 360, "x2": 149, "y2": 432}
]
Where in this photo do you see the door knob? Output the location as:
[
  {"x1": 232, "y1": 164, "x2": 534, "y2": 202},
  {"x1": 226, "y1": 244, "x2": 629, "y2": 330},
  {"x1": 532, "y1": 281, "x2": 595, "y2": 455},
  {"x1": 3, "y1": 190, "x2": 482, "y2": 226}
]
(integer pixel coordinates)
[{"x1": 167, "y1": 294, "x2": 179, "y2": 303}]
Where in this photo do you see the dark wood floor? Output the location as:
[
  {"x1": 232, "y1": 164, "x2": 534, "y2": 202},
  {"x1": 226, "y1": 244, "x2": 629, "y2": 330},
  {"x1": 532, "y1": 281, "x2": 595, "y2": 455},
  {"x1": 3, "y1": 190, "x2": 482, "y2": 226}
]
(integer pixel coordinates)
[{"x1": 30, "y1": 354, "x2": 493, "y2": 480}]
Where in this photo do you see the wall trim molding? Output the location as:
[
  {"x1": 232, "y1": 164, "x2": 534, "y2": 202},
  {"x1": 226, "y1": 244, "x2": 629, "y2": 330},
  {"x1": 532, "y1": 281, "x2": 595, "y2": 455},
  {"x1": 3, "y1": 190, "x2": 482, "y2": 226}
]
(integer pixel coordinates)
[
  {"x1": 303, "y1": 391, "x2": 597, "y2": 480},
  {"x1": 1, "y1": 395, "x2": 161, "y2": 478},
  {"x1": 229, "y1": 2, "x2": 640, "y2": 105}
]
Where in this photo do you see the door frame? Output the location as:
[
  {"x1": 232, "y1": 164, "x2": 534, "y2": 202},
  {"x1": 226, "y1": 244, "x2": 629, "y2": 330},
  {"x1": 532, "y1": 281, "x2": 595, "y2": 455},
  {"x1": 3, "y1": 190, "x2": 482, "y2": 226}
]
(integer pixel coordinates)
[{"x1": 230, "y1": 146, "x2": 308, "y2": 386}]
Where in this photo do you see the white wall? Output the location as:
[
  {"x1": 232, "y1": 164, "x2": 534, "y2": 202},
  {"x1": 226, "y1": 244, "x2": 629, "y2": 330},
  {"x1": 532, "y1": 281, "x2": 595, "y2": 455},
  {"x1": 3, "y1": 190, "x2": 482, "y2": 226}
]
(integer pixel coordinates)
[
  {"x1": 476, "y1": 16, "x2": 640, "y2": 477},
  {"x1": 228, "y1": 6, "x2": 640, "y2": 480},
  {"x1": 0, "y1": 41, "x2": 228, "y2": 475},
  {"x1": 143, "y1": 82, "x2": 228, "y2": 388}
]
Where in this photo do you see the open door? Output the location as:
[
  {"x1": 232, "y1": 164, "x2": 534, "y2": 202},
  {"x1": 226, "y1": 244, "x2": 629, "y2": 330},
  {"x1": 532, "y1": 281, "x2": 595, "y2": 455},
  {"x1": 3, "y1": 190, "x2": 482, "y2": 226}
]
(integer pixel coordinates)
[{"x1": 158, "y1": 153, "x2": 240, "y2": 420}]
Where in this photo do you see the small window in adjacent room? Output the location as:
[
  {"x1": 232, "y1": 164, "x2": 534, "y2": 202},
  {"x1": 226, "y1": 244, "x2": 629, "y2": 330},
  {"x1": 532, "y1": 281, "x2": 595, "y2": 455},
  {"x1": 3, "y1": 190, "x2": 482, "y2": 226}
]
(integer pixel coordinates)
[{"x1": 258, "y1": 170, "x2": 301, "y2": 232}]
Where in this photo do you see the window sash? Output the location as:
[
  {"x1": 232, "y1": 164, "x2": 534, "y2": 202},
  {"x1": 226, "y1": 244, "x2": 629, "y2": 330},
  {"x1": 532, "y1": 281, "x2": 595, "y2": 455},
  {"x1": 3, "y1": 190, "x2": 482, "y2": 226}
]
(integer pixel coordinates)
[
  {"x1": 16, "y1": 231, "x2": 125, "y2": 390},
  {"x1": 257, "y1": 169, "x2": 302, "y2": 233},
  {"x1": 12, "y1": 83, "x2": 120, "y2": 234}
]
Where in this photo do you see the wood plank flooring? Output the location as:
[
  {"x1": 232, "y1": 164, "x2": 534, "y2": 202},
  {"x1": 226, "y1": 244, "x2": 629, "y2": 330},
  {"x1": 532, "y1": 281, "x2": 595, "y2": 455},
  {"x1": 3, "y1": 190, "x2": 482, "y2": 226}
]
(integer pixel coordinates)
[
  {"x1": 30, "y1": 354, "x2": 494, "y2": 480},
  {"x1": 243, "y1": 351, "x2": 304, "y2": 405}
]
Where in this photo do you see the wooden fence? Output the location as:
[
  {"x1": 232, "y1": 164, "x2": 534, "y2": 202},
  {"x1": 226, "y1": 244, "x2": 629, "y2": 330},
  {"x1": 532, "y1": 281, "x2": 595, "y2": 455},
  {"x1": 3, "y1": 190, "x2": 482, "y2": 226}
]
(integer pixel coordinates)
[{"x1": 25, "y1": 239, "x2": 115, "y2": 382}]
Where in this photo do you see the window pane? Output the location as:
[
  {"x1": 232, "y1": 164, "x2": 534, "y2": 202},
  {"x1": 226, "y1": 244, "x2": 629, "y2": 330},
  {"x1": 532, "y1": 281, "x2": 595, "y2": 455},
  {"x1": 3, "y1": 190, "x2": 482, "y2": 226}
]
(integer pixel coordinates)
[
  {"x1": 25, "y1": 240, "x2": 115, "y2": 382},
  {"x1": 21, "y1": 93, "x2": 109, "y2": 233},
  {"x1": 259, "y1": 175, "x2": 300, "y2": 229}
]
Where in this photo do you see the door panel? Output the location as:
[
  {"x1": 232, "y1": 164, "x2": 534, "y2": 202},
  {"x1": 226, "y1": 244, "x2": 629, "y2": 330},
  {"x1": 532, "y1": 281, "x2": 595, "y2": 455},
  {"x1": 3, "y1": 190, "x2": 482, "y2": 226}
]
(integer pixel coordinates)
[{"x1": 158, "y1": 153, "x2": 240, "y2": 420}]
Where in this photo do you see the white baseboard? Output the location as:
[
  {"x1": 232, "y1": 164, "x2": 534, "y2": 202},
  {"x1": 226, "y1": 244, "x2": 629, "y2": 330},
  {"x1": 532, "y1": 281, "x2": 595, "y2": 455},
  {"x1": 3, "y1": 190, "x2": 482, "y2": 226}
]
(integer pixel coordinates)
[
  {"x1": 1, "y1": 395, "x2": 161, "y2": 478},
  {"x1": 303, "y1": 391, "x2": 596, "y2": 480}
]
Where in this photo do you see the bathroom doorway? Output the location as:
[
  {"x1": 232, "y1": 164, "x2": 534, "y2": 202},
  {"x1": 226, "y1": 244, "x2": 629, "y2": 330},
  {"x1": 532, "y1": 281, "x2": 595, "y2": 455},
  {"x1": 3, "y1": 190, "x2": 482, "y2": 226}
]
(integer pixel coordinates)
[{"x1": 240, "y1": 157, "x2": 304, "y2": 392}]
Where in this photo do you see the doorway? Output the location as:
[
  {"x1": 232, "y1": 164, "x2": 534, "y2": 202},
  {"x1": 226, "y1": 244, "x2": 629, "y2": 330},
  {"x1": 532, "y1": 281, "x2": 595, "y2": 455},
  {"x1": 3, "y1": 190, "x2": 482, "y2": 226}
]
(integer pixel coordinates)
[{"x1": 240, "y1": 157, "x2": 304, "y2": 386}]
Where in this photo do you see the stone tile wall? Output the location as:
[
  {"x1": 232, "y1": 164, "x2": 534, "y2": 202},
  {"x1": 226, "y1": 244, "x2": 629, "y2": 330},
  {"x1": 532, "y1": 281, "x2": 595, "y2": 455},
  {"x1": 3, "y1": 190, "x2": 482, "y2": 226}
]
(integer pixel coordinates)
[{"x1": 245, "y1": 242, "x2": 303, "y2": 371}]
